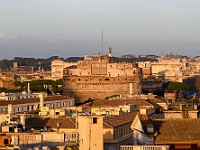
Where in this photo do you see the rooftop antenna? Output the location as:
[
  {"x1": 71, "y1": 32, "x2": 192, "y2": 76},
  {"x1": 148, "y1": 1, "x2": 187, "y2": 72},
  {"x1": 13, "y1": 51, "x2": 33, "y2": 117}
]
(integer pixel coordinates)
[
  {"x1": 161, "y1": 51, "x2": 164, "y2": 58},
  {"x1": 101, "y1": 28, "x2": 104, "y2": 56}
]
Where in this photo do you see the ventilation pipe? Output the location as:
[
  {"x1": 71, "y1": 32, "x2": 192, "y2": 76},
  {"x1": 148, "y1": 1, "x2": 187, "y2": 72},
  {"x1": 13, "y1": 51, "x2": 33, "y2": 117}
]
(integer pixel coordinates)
[
  {"x1": 39, "y1": 93, "x2": 44, "y2": 110},
  {"x1": 20, "y1": 115, "x2": 25, "y2": 129},
  {"x1": 130, "y1": 83, "x2": 133, "y2": 95},
  {"x1": 8, "y1": 104, "x2": 13, "y2": 114},
  {"x1": 27, "y1": 83, "x2": 30, "y2": 94}
]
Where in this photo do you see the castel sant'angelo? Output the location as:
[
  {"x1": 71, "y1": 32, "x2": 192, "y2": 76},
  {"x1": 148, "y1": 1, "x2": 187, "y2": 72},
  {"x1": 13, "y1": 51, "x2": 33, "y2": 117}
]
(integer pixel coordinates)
[{"x1": 63, "y1": 49, "x2": 142, "y2": 102}]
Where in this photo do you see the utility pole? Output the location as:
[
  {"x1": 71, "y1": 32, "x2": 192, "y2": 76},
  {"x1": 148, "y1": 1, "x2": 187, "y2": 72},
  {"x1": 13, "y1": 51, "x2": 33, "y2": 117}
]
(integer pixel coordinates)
[
  {"x1": 101, "y1": 28, "x2": 104, "y2": 56},
  {"x1": 75, "y1": 107, "x2": 78, "y2": 145}
]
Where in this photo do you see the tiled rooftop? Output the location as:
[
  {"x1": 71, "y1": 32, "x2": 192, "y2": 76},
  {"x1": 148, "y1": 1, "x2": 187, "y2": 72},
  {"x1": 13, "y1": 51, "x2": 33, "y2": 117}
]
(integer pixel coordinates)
[
  {"x1": 146, "y1": 98, "x2": 165, "y2": 104},
  {"x1": 83, "y1": 99, "x2": 152, "y2": 108},
  {"x1": 154, "y1": 119, "x2": 200, "y2": 144},
  {"x1": 103, "y1": 112, "x2": 137, "y2": 128},
  {"x1": 25, "y1": 117, "x2": 76, "y2": 129}
]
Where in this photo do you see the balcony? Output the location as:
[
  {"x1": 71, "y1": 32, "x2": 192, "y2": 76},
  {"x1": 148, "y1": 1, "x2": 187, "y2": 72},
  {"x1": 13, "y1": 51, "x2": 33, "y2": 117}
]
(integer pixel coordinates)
[{"x1": 120, "y1": 145, "x2": 170, "y2": 150}]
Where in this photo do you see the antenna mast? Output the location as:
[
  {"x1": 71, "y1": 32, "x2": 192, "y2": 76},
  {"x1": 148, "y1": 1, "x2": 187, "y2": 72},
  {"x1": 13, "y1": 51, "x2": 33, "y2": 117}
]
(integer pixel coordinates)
[{"x1": 101, "y1": 28, "x2": 104, "y2": 56}]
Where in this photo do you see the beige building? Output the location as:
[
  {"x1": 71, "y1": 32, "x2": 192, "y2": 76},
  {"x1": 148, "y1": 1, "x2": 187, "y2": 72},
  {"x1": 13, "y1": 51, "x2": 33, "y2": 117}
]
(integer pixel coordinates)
[
  {"x1": 78, "y1": 115, "x2": 103, "y2": 150},
  {"x1": 82, "y1": 98, "x2": 153, "y2": 116},
  {"x1": 51, "y1": 59, "x2": 77, "y2": 79},
  {"x1": 164, "y1": 103, "x2": 199, "y2": 119},
  {"x1": 0, "y1": 73, "x2": 15, "y2": 89},
  {"x1": 0, "y1": 95, "x2": 75, "y2": 114},
  {"x1": 187, "y1": 61, "x2": 200, "y2": 72},
  {"x1": 25, "y1": 112, "x2": 144, "y2": 150},
  {"x1": 103, "y1": 112, "x2": 138, "y2": 150},
  {"x1": 151, "y1": 58, "x2": 181, "y2": 75},
  {"x1": 163, "y1": 70, "x2": 183, "y2": 82}
]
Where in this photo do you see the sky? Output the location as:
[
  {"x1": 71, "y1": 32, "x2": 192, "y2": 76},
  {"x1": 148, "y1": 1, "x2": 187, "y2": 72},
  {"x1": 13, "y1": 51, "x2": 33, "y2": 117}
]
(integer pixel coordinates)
[{"x1": 0, "y1": 0, "x2": 200, "y2": 59}]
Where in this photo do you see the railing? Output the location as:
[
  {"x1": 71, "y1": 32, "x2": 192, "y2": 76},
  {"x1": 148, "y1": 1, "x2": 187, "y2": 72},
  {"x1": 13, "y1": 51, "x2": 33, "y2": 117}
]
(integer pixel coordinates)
[{"x1": 120, "y1": 145, "x2": 170, "y2": 150}]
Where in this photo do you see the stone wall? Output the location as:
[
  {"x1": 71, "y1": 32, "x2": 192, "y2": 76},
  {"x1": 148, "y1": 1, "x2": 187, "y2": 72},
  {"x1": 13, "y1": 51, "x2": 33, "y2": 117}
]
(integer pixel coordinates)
[{"x1": 63, "y1": 76, "x2": 141, "y2": 102}]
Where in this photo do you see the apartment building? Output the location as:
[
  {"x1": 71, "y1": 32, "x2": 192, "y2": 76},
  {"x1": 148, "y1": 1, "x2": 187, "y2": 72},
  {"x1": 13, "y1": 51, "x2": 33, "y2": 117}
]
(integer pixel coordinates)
[
  {"x1": 0, "y1": 95, "x2": 75, "y2": 114},
  {"x1": 51, "y1": 59, "x2": 77, "y2": 79}
]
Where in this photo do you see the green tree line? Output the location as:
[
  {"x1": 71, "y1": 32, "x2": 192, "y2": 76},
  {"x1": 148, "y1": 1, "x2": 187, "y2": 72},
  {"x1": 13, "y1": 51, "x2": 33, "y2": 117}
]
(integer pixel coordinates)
[{"x1": 0, "y1": 79, "x2": 63, "y2": 94}]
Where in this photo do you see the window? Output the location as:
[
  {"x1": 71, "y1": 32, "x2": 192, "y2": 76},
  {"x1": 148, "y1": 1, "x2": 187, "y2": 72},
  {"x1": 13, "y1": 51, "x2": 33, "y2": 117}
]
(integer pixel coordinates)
[
  {"x1": 4, "y1": 139, "x2": 9, "y2": 145},
  {"x1": 93, "y1": 117, "x2": 97, "y2": 124}
]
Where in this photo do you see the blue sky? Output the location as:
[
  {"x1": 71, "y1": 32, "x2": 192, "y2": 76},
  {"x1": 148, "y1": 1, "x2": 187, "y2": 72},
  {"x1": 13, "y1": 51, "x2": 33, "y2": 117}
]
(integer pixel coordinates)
[{"x1": 0, "y1": 0, "x2": 200, "y2": 59}]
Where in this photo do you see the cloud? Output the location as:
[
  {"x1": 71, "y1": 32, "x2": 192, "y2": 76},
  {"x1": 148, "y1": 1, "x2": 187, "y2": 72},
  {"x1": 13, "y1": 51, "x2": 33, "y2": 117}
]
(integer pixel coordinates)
[
  {"x1": 0, "y1": 32, "x2": 6, "y2": 39},
  {"x1": 44, "y1": 36, "x2": 58, "y2": 43},
  {"x1": 8, "y1": 34, "x2": 19, "y2": 39},
  {"x1": 0, "y1": 32, "x2": 19, "y2": 40}
]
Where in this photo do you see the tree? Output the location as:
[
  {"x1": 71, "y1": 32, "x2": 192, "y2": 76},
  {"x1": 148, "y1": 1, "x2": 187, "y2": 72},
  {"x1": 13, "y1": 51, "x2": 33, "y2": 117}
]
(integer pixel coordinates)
[
  {"x1": 195, "y1": 76, "x2": 200, "y2": 91},
  {"x1": 13, "y1": 81, "x2": 22, "y2": 87},
  {"x1": 55, "y1": 79, "x2": 63, "y2": 85},
  {"x1": 164, "y1": 82, "x2": 190, "y2": 100}
]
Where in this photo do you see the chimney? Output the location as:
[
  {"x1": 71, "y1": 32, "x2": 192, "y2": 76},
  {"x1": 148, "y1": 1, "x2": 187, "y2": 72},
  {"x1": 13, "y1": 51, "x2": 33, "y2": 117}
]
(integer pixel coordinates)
[
  {"x1": 27, "y1": 83, "x2": 30, "y2": 94},
  {"x1": 194, "y1": 104, "x2": 197, "y2": 110},
  {"x1": 147, "y1": 124, "x2": 154, "y2": 133},
  {"x1": 108, "y1": 47, "x2": 113, "y2": 57},
  {"x1": 20, "y1": 115, "x2": 25, "y2": 130},
  {"x1": 130, "y1": 83, "x2": 133, "y2": 95},
  {"x1": 140, "y1": 108, "x2": 147, "y2": 115},
  {"x1": 39, "y1": 93, "x2": 44, "y2": 110},
  {"x1": 13, "y1": 62, "x2": 17, "y2": 70},
  {"x1": 179, "y1": 104, "x2": 182, "y2": 110},
  {"x1": 8, "y1": 104, "x2": 13, "y2": 114}
]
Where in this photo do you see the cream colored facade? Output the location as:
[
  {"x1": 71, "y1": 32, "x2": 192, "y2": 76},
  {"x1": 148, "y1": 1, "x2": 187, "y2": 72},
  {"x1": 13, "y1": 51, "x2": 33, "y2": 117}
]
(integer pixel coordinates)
[
  {"x1": 51, "y1": 59, "x2": 77, "y2": 79},
  {"x1": 164, "y1": 70, "x2": 183, "y2": 82},
  {"x1": 9, "y1": 132, "x2": 65, "y2": 145},
  {"x1": 151, "y1": 58, "x2": 181, "y2": 75},
  {"x1": 78, "y1": 115, "x2": 103, "y2": 150},
  {"x1": 0, "y1": 73, "x2": 14, "y2": 89},
  {"x1": 164, "y1": 110, "x2": 198, "y2": 119},
  {"x1": 137, "y1": 61, "x2": 151, "y2": 69},
  {"x1": 104, "y1": 123, "x2": 133, "y2": 150},
  {"x1": 39, "y1": 107, "x2": 66, "y2": 117},
  {"x1": 0, "y1": 91, "x2": 47, "y2": 100},
  {"x1": 188, "y1": 61, "x2": 200, "y2": 72},
  {"x1": 91, "y1": 104, "x2": 137, "y2": 116},
  {"x1": 0, "y1": 97, "x2": 75, "y2": 114},
  {"x1": 104, "y1": 124, "x2": 132, "y2": 142}
]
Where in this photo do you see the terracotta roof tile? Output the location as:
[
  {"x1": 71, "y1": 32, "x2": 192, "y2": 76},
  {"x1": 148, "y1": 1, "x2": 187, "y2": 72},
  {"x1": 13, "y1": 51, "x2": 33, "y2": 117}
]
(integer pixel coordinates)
[
  {"x1": 25, "y1": 117, "x2": 76, "y2": 129},
  {"x1": 103, "y1": 112, "x2": 137, "y2": 128},
  {"x1": 83, "y1": 99, "x2": 152, "y2": 108},
  {"x1": 154, "y1": 119, "x2": 200, "y2": 144}
]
